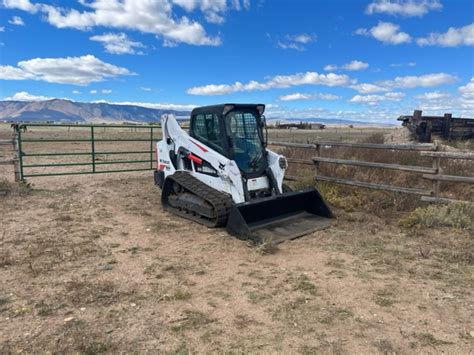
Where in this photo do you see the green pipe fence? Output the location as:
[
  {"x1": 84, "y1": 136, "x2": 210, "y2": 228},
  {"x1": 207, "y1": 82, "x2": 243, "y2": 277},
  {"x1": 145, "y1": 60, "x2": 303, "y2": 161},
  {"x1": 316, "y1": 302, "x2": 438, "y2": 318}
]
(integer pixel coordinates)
[{"x1": 17, "y1": 123, "x2": 162, "y2": 181}]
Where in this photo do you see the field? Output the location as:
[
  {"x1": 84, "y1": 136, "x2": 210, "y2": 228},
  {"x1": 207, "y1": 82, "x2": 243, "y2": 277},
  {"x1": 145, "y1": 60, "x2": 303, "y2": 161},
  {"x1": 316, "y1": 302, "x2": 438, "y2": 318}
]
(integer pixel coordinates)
[{"x1": 0, "y1": 124, "x2": 473, "y2": 353}]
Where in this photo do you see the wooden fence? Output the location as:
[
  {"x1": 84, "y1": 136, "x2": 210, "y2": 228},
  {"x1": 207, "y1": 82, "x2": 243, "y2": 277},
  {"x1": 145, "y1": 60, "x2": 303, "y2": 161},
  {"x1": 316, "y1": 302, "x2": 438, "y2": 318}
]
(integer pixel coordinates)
[
  {"x1": 269, "y1": 140, "x2": 473, "y2": 204},
  {"x1": 0, "y1": 135, "x2": 21, "y2": 182}
]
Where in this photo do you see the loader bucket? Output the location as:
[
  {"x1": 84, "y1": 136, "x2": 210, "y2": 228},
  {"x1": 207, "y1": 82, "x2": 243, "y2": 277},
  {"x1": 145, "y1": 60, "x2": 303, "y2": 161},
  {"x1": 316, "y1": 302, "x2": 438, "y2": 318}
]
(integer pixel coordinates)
[{"x1": 226, "y1": 188, "x2": 333, "y2": 244}]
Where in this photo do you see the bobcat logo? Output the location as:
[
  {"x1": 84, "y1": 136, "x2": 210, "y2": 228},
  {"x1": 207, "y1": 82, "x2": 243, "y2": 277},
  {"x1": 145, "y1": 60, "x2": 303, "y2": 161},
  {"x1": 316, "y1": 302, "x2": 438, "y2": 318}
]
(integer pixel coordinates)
[{"x1": 218, "y1": 162, "x2": 226, "y2": 170}]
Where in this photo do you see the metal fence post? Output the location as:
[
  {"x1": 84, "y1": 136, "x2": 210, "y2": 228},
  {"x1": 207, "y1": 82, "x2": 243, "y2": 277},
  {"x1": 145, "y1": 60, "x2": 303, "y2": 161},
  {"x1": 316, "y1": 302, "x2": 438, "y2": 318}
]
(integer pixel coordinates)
[
  {"x1": 17, "y1": 128, "x2": 24, "y2": 181},
  {"x1": 12, "y1": 133, "x2": 21, "y2": 182},
  {"x1": 150, "y1": 127, "x2": 154, "y2": 169},
  {"x1": 91, "y1": 126, "x2": 96, "y2": 173}
]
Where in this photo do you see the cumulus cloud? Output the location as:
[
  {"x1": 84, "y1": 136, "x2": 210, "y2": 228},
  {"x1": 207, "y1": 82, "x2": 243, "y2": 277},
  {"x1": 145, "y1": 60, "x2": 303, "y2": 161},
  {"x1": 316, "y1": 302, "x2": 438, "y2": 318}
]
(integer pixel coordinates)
[
  {"x1": 324, "y1": 60, "x2": 369, "y2": 71},
  {"x1": 390, "y1": 61, "x2": 416, "y2": 67},
  {"x1": 350, "y1": 83, "x2": 390, "y2": 94},
  {"x1": 2, "y1": 0, "x2": 251, "y2": 46},
  {"x1": 279, "y1": 92, "x2": 341, "y2": 101},
  {"x1": 276, "y1": 33, "x2": 317, "y2": 51},
  {"x1": 3, "y1": 0, "x2": 39, "y2": 13},
  {"x1": 187, "y1": 71, "x2": 354, "y2": 95},
  {"x1": 101, "y1": 89, "x2": 112, "y2": 94},
  {"x1": 140, "y1": 87, "x2": 152, "y2": 92},
  {"x1": 366, "y1": 0, "x2": 442, "y2": 17},
  {"x1": 356, "y1": 21, "x2": 411, "y2": 44},
  {"x1": 417, "y1": 23, "x2": 474, "y2": 47},
  {"x1": 378, "y1": 73, "x2": 456, "y2": 89},
  {"x1": 4, "y1": 91, "x2": 52, "y2": 101},
  {"x1": 351, "y1": 73, "x2": 456, "y2": 94},
  {"x1": 90, "y1": 32, "x2": 146, "y2": 55},
  {"x1": 415, "y1": 91, "x2": 450, "y2": 100},
  {"x1": 0, "y1": 55, "x2": 132, "y2": 85},
  {"x1": 9, "y1": 16, "x2": 25, "y2": 25},
  {"x1": 350, "y1": 92, "x2": 405, "y2": 106},
  {"x1": 458, "y1": 77, "x2": 474, "y2": 99}
]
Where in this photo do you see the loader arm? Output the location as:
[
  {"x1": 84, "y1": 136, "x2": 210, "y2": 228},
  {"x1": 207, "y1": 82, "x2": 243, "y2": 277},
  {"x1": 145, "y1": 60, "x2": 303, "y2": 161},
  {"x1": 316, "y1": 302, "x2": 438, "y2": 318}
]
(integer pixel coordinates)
[{"x1": 159, "y1": 114, "x2": 246, "y2": 203}]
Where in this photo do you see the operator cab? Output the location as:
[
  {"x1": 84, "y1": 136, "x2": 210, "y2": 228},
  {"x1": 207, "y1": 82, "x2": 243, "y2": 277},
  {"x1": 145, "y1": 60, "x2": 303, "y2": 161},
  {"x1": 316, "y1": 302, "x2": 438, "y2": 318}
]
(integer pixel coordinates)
[{"x1": 189, "y1": 104, "x2": 268, "y2": 178}]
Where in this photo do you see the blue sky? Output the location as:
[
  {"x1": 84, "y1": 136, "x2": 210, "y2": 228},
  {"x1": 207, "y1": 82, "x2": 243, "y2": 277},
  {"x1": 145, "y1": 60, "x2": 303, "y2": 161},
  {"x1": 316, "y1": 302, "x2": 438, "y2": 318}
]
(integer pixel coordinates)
[{"x1": 0, "y1": 0, "x2": 473, "y2": 122}]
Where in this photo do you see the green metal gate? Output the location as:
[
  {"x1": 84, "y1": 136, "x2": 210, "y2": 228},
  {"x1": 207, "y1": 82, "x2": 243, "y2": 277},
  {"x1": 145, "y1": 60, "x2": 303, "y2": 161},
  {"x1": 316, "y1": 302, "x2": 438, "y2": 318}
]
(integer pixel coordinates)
[{"x1": 17, "y1": 123, "x2": 160, "y2": 181}]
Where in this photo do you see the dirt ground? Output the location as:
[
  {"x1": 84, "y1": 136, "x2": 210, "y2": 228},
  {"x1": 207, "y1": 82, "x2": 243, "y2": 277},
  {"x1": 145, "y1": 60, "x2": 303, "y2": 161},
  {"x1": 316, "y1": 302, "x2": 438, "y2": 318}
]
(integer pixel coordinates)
[{"x1": 0, "y1": 124, "x2": 473, "y2": 354}]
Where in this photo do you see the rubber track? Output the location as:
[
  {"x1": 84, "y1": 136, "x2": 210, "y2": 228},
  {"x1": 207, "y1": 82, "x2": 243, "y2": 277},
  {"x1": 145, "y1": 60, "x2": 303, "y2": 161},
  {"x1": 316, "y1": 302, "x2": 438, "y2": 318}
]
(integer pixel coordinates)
[{"x1": 162, "y1": 171, "x2": 233, "y2": 227}]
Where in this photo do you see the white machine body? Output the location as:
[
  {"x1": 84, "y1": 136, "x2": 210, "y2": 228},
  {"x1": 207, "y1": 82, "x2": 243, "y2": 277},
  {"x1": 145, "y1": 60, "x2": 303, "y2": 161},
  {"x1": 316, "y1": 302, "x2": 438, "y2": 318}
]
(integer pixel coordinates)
[{"x1": 156, "y1": 114, "x2": 287, "y2": 204}]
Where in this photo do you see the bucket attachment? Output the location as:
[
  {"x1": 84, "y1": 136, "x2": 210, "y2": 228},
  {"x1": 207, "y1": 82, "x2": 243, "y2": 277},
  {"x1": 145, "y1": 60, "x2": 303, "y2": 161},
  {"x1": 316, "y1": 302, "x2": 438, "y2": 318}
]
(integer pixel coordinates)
[{"x1": 226, "y1": 188, "x2": 333, "y2": 244}]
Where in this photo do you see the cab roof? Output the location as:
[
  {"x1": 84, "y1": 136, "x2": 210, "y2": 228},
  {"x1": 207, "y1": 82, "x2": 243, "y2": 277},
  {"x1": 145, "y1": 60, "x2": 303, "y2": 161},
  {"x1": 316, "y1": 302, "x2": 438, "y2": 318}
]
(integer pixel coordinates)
[{"x1": 191, "y1": 104, "x2": 265, "y2": 117}]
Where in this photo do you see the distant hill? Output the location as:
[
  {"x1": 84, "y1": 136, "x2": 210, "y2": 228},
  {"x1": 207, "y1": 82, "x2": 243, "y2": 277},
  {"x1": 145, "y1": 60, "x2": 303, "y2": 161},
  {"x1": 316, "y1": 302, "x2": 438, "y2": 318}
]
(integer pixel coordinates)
[{"x1": 0, "y1": 99, "x2": 190, "y2": 123}]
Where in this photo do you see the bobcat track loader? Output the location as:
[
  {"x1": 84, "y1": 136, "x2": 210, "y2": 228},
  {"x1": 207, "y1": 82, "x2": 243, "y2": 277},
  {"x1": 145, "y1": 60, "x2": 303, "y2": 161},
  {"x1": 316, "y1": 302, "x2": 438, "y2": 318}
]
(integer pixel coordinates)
[{"x1": 155, "y1": 104, "x2": 332, "y2": 244}]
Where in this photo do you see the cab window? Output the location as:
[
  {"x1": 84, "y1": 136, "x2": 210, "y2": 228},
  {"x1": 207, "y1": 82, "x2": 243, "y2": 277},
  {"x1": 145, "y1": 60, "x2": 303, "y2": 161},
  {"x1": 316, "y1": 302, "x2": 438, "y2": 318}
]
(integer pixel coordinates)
[{"x1": 192, "y1": 113, "x2": 224, "y2": 154}]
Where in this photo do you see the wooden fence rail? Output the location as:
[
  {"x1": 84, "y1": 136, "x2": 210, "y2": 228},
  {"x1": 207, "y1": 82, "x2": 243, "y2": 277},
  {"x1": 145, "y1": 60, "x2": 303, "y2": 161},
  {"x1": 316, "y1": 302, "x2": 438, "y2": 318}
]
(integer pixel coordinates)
[{"x1": 269, "y1": 140, "x2": 473, "y2": 204}]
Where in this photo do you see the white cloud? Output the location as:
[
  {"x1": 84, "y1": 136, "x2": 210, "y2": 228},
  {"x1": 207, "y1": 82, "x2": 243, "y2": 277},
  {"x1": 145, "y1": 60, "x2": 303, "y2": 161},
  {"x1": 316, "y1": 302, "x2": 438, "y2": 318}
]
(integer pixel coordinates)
[
  {"x1": 171, "y1": 0, "x2": 227, "y2": 24},
  {"x1": 378, "y1": 72, "x2": 456, "y2": 89},
  {"x1": 0, "y1": 65, "x2": 35, "y2": 80},
  {"x1": 72, "y1": 90, "x2": 81, "y2": 94},
  {"x1": 0, "y1": 55, "x2": 132, "y2": 85},
  {"x1": 323, "y1": 64, "x2": 337, "y2": 71},
  {"x1": 90, "y1": 32, "x2": 146, "y2": 55},
  {"x1": 325, "y1": 60, "x2": 369, "y2": 71},
  {"x1": 390, "y1": 61, "x2": 416, "y2": 67},
  {"x1": 0, "y1": 26, "x2": 5, "y2": 32},
  {"x1": 101, "y1": 89, "x2": 112, "y2": 94},
  {"x1": 9, "y1": 16, "x2": 25, "y2": 25},
  {"x1": 276, "y1": 33, "x2": 317, "y2": 51},
  {"x1": 366, "y1": 0, "x2": 442, "y2": 17},
  {"x1": 3, "y1": 0, "x2": 240, "y2": 46},
  {"x1": 343, "y1": 60, "x2": 369, "y2": 71},
  {"x1": 415, "y1": 91, "x2": 450, "y2": 100},
  {"x1": 187, "y1": 71, "x2": 354, "y2": 95},
  {"x1": 2, "y1": 0, "x2": 39, "y2": 13},
  {"x1": 279, "y1": 92, "x2": 341, "y2": 101},
  {"x1": 417, "y1": 23, "x2": 474, "y2": 47},
  {"x1": 90, "y1": 90, "x2": 97, "y2": 94},
  {"x1": 140, "y1": 87, "x2": 152, "y2": 92},
  {"x1": 350, "y1": 92, "x2": 405, "y2": 106},
  {"x1": 356, "y1": 21, "x2": 411, "y2": 44},
  {"x1": 350, "y1": 83, "x2": 389, "y2": 94},
  {"x1": 458, "y1": 77, "x2": 474, "y2": 99},
  {"x1": 4, "y1": 91, "x2": 51, "y2": 101},
  {"x1": 292, "y1": 34, "x2": 315, "y2": 44},
  {"x1": 351, "y1": 73, "x2": 456, "y2": 94},
  {"x1": 413, "y1": 80, "x2": 474, "y2": 115}
]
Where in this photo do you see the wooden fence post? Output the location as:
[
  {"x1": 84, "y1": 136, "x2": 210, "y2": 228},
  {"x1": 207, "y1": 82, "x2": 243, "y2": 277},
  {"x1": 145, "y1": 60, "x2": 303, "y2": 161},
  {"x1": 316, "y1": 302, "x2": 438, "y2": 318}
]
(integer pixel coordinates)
[
  {"x1": 443, "y1": 113, "x2": 452, "y2": 140},
  {"x1": 314, "y1": 143, "x2": 321, "y2": 176},
  {"x1": 430, "y1": 144, "x2": 440, "y2": 200}
]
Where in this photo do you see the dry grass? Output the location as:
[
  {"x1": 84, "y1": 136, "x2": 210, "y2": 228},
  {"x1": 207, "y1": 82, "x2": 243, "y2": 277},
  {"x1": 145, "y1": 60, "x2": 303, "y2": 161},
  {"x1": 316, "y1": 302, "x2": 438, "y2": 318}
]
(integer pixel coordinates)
[
  {"x1": 399, "y1": 203, "x2": 474, "y2": 230},
  {"x1": 1, "y1": 124, "x2": 472, "y2": 354},
  {"x1": 280, "y1": 132, "x2": 474, "y2": 212}
]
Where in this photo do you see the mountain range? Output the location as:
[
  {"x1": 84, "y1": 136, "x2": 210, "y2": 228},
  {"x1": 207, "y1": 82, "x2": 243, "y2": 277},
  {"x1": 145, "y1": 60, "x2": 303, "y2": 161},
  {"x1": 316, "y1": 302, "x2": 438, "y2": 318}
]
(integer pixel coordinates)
[
  {"x1": 0, "y1": 99, "x2": 395, "y2": 125},
  {"x1": 0, "y1": 99, "x2": 190, "y2": 123}
]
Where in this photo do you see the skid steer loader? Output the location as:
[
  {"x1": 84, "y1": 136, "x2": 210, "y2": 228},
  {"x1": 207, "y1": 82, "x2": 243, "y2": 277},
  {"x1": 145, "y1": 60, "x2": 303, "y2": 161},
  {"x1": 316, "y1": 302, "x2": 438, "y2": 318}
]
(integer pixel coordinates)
[{"x1": 155, "y1": 104, "x2": 332, "y2": 244}]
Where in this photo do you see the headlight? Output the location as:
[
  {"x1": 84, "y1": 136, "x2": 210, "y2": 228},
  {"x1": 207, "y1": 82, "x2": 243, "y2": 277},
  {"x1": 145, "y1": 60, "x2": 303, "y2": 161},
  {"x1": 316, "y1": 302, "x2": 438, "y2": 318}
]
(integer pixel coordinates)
[{"x1": 278, "y1": 157, "x2": 288, "y2": 169}]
